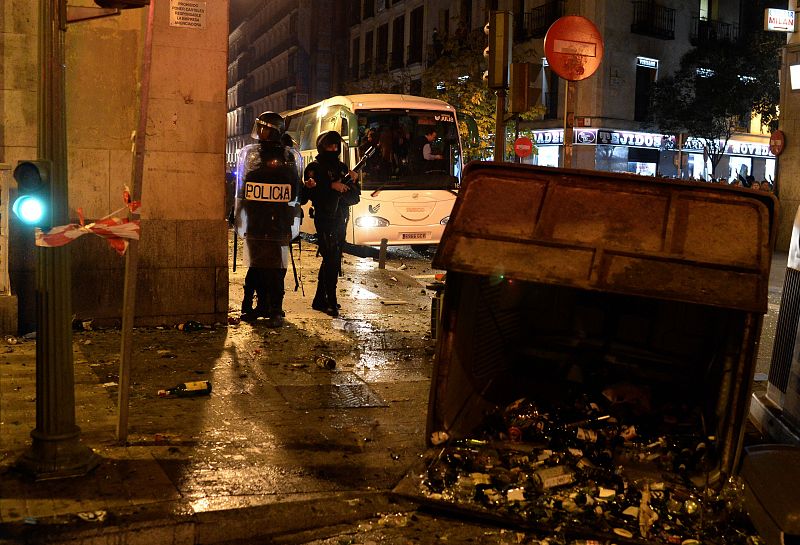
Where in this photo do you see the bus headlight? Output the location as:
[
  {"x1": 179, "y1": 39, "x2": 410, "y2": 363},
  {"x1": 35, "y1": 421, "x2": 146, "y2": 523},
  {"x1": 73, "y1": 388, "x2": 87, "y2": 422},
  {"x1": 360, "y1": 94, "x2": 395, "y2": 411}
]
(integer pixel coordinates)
[
  {"x1": 440, "y1": 216, "x2": 450, "y2": 225},
  {"x1": 355, "y1": 216, "x2": 390, "y2": 228}
]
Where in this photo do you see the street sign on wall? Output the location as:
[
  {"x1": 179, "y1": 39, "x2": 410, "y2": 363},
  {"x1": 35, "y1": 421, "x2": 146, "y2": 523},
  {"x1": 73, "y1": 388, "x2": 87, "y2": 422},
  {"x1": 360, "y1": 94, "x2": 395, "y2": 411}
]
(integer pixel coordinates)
[
  {"x1": 770, "y1": 130, "x2": 786, "y2": 156},
  {"x1": 764, "y1": 8, "x2": 795, "y2": 32}
]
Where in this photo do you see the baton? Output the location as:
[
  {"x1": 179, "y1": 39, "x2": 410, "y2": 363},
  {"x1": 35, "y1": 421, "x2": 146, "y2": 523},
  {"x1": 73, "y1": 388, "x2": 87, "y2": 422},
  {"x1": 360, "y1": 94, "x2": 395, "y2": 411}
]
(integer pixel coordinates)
[{"x1": 232, "y1": 228, "x2": 237, "y2": 272}]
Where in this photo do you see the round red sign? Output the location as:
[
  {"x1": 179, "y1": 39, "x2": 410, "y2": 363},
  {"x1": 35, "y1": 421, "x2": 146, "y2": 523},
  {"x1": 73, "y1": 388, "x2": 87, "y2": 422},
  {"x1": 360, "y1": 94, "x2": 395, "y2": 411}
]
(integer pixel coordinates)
[
  {"x1": 544, "y1": 16, "x2": 604, "y2": 82},
  {"x1": 514, "y1": 136, "x2": 533, "y2": 158},
  {"x1": 770, "y1": 130, "x2": 786, "y2": 156}
]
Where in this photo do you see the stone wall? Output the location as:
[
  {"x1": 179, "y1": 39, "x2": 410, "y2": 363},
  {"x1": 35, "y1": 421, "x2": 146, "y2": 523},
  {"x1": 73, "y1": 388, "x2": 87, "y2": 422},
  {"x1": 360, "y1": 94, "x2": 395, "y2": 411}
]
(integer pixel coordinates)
[{"x1": 2, "y1": 1, "x2": 229, "y2": 333}]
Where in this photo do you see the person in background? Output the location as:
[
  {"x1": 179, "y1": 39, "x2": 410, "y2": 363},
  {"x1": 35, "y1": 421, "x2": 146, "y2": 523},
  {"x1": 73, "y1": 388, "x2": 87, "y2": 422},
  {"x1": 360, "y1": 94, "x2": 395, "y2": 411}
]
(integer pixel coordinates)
[
  {"x1": 301, "y1": 131, "x2": 359, "y2": 317},
  {"x1": 410, "y1": 127, "x2": 443, "y2": 174}
]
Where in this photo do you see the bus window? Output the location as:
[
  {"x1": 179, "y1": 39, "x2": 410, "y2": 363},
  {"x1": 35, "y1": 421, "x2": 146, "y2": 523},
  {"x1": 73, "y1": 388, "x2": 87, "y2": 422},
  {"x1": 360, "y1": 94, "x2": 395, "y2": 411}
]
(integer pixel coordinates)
[{"x1": 354, "y1": 110, "x2": 459, "y2": 192}]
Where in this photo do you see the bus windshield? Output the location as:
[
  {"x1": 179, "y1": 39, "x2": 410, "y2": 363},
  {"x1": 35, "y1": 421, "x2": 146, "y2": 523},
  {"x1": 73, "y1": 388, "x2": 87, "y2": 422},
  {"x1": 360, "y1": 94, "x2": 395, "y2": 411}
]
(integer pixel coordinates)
[{"x1": 353, "y1": 109, "x2": 460, "y2": 192}]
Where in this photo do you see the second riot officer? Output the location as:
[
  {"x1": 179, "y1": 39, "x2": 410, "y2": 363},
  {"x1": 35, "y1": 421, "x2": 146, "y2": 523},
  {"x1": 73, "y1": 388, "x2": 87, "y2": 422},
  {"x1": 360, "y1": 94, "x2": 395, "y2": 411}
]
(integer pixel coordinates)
[{"x1": 233, "y1": 111, "x2": 301, "y2": 327}]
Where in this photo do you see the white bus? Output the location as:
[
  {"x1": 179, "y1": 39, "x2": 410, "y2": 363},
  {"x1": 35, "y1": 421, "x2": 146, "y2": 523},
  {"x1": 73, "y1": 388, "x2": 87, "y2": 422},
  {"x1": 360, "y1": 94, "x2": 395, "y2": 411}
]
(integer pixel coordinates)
[{"x1": 282, "y1": 94, "x2": 462, "y2": 250}]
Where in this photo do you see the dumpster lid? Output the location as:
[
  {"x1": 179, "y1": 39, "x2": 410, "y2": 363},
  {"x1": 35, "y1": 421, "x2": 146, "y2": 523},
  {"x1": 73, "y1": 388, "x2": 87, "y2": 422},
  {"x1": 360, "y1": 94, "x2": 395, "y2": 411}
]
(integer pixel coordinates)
[{"x1": 433, "y1": 162, "x2": 777, "y2": 313}]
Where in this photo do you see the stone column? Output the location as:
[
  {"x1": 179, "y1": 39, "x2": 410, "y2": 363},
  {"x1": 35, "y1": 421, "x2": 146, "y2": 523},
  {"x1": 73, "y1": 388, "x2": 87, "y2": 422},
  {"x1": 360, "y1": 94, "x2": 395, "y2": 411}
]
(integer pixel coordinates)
[{"x1": 776, "y1": 0, "x2": 800, "y2": 250}]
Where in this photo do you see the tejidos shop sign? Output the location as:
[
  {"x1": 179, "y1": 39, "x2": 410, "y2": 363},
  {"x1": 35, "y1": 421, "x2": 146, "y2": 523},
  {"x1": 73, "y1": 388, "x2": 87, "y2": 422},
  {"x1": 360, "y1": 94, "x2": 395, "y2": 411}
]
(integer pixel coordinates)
[
  {"x1": 531, "y1": 129, "x2": 774, "y2": 157},
  {"x1": 532, "y1": 129, "x2": 666, "y2": 148}
]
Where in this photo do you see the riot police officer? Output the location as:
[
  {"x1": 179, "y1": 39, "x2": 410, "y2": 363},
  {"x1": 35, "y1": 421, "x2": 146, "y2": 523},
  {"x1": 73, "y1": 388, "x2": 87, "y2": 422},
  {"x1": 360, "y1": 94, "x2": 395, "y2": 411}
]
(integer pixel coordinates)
[
  {"x1": 233, "y1": 112, "x2": 301, "y2": 326},
  {"x1": 302, "y1": 130, "x2": 359, "y2": 316}
]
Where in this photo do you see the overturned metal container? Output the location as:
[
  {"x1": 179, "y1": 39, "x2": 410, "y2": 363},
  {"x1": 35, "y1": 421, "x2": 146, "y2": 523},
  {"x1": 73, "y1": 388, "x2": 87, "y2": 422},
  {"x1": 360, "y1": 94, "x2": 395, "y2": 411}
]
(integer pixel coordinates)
[{"x1": 399, "y1": 162, "x2": 778, "y2": 538}]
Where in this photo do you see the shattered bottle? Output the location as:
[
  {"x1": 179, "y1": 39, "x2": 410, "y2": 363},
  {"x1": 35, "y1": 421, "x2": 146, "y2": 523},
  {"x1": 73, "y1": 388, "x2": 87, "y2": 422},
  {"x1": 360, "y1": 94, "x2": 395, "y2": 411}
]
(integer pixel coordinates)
[
  {"x1": 502, "y1": 398, "x2": 552, "y2": 443},
  {"x1": 158, "y1": 380, "x2": 212, "y2": 398},
  {"x1": 176, "y1": 320, "x2": 203, "y2": 332},
  {"x1": 315, "y1": 354, "x2": 336, "y2": 370}
]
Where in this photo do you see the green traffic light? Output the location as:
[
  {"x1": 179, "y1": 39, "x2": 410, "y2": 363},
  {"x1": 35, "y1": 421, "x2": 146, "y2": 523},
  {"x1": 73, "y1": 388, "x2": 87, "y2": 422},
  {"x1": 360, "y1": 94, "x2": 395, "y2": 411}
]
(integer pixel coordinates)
[
  {"x1": 12, "y1": 159, "x2": 51, "y2": 227},
  {"x1": 12, "y1": 195, "x2": 46, "y2": 226}
]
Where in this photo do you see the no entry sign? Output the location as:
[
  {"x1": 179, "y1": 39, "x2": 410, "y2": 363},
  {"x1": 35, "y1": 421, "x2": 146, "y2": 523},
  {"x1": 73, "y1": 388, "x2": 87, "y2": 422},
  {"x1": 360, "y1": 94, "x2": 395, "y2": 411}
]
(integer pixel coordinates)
[
  {"x1": 544, "y1": 16, "x2": 604, "y2": 81},
  {"x1": 514, "y1": 136, "x2": 533, "y2": 158}
]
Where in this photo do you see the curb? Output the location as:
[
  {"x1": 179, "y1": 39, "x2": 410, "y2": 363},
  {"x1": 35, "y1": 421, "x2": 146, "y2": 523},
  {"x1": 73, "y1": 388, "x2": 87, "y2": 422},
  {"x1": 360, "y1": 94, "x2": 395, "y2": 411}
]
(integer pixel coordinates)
[{"x1": 0, "y1": 491, "x2": 416, "y2": 545}]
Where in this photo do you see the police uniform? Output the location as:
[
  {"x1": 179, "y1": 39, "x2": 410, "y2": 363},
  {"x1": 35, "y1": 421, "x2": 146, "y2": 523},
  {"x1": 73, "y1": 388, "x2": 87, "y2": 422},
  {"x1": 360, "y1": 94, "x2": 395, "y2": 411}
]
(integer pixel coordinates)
[
  {"x1": 233, "y1": 112, "x2": 301, "y2": 326},
  {"x1": 301, "y1": 131, "x2": 359, "y2": 317}
]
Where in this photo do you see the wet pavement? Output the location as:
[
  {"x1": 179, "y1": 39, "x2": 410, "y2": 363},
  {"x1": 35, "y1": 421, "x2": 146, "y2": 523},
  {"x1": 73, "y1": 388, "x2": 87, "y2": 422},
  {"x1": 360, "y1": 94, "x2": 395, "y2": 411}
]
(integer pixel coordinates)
[{"x1": 0, "y1": 238, "x2": 789, "y2": 545}]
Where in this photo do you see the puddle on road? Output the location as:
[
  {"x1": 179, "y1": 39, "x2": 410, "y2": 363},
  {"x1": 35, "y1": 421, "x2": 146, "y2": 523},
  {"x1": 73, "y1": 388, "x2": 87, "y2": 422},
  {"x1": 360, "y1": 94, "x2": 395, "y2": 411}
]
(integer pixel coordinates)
[{"x1": 349, "y1": 286, "x2": 380, "y2": 299}]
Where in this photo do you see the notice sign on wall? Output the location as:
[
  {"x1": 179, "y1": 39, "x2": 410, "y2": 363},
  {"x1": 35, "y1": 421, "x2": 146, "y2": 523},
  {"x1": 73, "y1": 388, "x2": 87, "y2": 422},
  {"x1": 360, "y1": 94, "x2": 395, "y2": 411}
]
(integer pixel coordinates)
[
  {"x1": 764, "y1": 8, "x2": 795, "y2": 32},
  {"x1": 170, "y1": 0, "x2": 207, "y2": 29}
]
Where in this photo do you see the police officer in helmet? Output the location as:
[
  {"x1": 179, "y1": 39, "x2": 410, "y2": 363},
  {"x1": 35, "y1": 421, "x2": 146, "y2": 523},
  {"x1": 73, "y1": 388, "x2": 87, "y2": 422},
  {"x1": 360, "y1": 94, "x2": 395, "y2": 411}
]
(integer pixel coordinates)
[
  {"x1": 302, "y1": 130, "x2": 359, "y2": 316},
  {"x1": 233, "y1": 111, "x2": 301, "y2": 326}
]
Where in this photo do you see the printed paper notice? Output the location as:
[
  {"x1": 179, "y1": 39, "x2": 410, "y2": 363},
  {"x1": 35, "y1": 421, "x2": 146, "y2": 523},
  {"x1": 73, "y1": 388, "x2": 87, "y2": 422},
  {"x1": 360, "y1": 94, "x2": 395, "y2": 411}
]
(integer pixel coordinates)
[{"x1": 170, "y1": 0, "x2": 206, "y2": 29}]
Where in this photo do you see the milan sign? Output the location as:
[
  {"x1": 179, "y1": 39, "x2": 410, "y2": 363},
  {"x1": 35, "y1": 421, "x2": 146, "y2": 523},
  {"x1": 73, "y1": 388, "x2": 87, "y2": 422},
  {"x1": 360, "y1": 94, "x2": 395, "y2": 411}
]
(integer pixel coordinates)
[{"x1": 764, "y1": 8, "x2": 795, "y2": 32}]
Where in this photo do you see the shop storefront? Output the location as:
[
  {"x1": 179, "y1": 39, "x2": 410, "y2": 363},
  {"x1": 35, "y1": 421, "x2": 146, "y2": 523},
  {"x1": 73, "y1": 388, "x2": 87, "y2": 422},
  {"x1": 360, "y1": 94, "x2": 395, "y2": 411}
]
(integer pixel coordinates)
[{"x1": 526, "y1": 128, "x2": 776, "y2": 182}]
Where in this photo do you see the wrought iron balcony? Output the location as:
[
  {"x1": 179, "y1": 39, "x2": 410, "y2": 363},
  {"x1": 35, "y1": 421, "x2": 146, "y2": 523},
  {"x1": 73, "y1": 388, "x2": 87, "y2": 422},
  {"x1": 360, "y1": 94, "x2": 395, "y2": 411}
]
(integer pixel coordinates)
[
  {"x1": 631, "y1": 1, "x2": 675, "y2": 40},
  {"x1": 690, "y1": 16, "x2": 739, "y2": 45},
  {"x1": 521, "y1": 0, "x2": 565, "y2": 39}
]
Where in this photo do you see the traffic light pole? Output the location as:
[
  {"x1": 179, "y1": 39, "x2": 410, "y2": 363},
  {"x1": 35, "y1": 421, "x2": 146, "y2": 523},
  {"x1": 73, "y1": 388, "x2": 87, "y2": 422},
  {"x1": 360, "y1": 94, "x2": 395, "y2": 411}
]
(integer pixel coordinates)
[
  {"x1": 495, "y1": 89, "x2": 507, "y2": 161},
  {"x1": 17, "y1": 0, "x2": 98, "y2": 479}
]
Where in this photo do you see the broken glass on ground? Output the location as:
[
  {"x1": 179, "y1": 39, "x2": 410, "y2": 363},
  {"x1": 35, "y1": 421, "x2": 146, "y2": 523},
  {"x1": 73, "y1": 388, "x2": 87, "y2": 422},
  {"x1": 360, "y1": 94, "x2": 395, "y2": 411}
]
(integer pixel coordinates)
[{"x1": 401, "y1": 388, "x2": 762, "y2": 545}]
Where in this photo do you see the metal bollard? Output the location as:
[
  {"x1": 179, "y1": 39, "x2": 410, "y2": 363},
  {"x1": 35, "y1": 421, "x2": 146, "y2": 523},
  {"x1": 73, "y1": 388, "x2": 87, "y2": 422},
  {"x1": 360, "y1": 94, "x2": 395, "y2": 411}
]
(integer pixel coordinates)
[{"x1": 378, "y1": 238, "x2": 388, "y2": 269}]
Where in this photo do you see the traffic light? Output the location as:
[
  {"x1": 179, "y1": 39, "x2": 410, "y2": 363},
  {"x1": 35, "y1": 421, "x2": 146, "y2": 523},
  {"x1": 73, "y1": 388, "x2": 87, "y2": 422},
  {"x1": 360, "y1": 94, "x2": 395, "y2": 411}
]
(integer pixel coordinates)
[
  {"x1": 483, "y1": 11, "x2": 513, "y2": 90},
  {"x1": 509, "y1": 62, "x2": 543, "y2": 114},
  {"x1": 94, "y1": 0, "x2": 149, "y2": 8},
  {"x1": 12, "y1": 160, "x2": 51, "y2": 227}
]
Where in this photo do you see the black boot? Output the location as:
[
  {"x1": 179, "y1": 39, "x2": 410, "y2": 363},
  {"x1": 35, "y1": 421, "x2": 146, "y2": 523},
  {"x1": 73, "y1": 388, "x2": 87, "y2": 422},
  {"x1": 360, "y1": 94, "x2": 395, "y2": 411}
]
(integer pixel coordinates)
[{"x1": 240, "y1": 284, "x2": 257, "y2": 322}]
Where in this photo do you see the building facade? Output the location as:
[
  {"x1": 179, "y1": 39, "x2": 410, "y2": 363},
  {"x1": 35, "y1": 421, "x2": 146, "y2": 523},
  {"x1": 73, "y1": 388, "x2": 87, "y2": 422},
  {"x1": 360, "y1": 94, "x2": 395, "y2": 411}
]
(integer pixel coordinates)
[
  {"x1": 522, "y1": 0, "x2": 777, "y2": 182},
  {"x1": 340, "y1": 0, "x2": 778, "y2": 182},
  {"x1": 2, "y1": 1, "x2": 230, "y2": 331},
  {"x1": 226, "y1": 0, "x2": 347, "y2": 172}
]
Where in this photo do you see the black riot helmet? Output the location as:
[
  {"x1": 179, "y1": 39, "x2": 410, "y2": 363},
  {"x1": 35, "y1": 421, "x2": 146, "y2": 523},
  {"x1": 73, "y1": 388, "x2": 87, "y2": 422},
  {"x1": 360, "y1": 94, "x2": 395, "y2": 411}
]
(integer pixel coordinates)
[
  {"x1": 316, "y1": 130, "x2": 343, "y2": 155},
  {"x1": 251, "y1": 111, "x2": 284, "y2": 142}
]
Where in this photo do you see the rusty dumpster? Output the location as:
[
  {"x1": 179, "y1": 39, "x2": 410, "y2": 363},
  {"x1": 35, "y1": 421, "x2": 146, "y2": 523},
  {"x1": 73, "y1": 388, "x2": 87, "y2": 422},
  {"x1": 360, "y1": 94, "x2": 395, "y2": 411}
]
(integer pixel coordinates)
[{"x1": 396, "y1": 162, "x2": 778, "y2": 544}]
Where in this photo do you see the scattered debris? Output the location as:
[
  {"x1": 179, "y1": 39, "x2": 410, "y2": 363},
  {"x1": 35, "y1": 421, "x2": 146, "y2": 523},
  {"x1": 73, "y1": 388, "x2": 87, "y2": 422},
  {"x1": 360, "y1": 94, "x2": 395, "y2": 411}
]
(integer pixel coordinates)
[
  {"x1": 77, "y1": 510, "x2": 107, "y2": 522},
  {"x1": 176, "y1": 320, "x2": 203, "y2": 332},
  {"x1": 381, "y1": 300, "x2": 408, "y2": 306},
  {"x1": 315, "y1": 354, "x2": 336, "y2": 370},
  {"x1": 411, "y1": 393, "x2": 762, "y2": 545},
  {"x1": 158, "y1": 380, "x2": 212, "y2": 398}
]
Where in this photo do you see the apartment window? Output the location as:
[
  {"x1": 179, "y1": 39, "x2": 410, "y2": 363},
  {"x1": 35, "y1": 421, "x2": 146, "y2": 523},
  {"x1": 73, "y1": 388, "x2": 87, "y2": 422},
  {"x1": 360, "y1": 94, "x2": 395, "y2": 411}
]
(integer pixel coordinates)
[
  {"x1": 364, "y1": 31, "x2": 374, "y2": 75},
  {"x1": 544, "y1": 68, "x2": 559, "y2": 120},
  {"x1": 391, "y1": 15, "x2": 405, "y2": 69},
  {"x1": 634, "y1": 57, "x2": 658, "y2": 122},
  {"x1": 351, "y1": 37, "x2": 360, "y2": 78},
  {"x1": 408, "y1": 6, "x2": 424, "y2": 64},
  {"x1": 460, "y1": 0, "x2": 472, "y2": 30},
  {"x1": 377, "y1": 24, "x2": 389, "y2": 72}
]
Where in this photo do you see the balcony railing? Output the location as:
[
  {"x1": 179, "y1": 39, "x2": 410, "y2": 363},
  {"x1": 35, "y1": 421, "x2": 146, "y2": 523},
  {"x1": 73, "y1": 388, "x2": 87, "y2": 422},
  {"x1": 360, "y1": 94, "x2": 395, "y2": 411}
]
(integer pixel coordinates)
[
  {"x1": 521, "y1": 0, "x2": 565, "y2": 39},
  {"x1": 690, "y1": 16, "x2": 739, "y2": 45},
  {"x1": 631, "y1": 1, "x2": 675, "y2": 40}
]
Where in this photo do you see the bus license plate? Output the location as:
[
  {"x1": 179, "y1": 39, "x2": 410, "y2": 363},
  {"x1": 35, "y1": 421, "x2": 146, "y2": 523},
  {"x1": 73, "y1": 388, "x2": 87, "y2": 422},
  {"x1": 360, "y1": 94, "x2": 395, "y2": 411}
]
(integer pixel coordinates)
[{"x1": 402, "y1": 232, "x2": 429, "y2": 240}]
